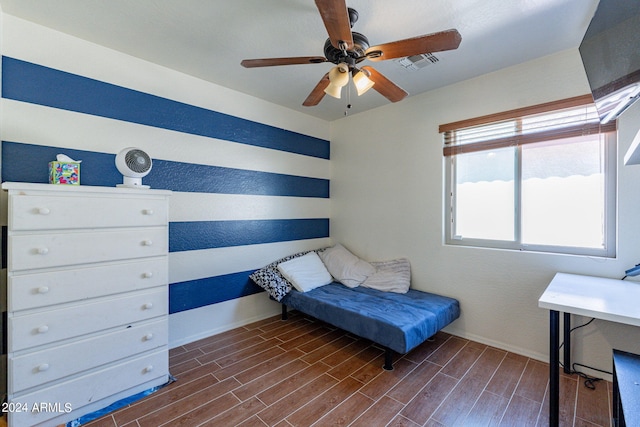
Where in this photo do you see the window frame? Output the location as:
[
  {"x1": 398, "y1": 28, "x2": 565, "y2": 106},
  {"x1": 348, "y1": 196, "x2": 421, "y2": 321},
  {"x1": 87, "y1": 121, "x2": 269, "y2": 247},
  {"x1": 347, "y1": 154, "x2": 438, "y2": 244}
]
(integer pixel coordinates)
[{"x1": 442, "y1": 96, "x2": 617, "y2": 258}]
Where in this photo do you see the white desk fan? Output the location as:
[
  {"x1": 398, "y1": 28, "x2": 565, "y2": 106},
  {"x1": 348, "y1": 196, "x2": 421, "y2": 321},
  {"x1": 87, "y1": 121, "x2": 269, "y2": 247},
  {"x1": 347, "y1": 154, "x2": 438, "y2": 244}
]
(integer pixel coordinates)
[{"x1": 115, "y1": 147, "x2": 152, "y2": 188}]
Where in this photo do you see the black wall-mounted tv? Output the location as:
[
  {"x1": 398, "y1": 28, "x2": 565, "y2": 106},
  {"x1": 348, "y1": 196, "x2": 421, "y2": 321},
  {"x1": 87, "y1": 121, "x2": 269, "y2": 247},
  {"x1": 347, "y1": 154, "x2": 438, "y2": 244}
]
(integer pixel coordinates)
[{"x1": 579, "y1": 0, "x2": 640, "y2": 124}]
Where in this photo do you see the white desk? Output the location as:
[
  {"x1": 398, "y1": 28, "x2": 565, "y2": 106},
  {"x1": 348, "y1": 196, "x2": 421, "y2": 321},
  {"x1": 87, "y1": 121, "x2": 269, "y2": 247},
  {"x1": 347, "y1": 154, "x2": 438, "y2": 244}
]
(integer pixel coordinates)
[{"x1": 539, "y1": 272, "x2": 640, "y2": 426}]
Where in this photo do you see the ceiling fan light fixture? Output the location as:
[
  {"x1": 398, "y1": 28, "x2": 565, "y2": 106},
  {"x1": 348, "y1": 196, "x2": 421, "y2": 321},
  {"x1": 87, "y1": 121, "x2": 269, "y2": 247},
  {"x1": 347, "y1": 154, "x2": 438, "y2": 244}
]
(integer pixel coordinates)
[
  {"x1": 324, "y1": 63, "x2": 349, "y2": 99},
  {"x1": 353, "y1": 68, "x2": 375, "y2": 96}
]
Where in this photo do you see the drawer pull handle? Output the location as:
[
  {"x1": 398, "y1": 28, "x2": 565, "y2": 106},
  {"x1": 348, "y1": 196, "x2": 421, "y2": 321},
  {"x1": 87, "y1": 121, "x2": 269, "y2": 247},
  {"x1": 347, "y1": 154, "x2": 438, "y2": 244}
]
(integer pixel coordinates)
[
  {"x1": 143, "y1": 272, "x2": 154, "y2": 279},
  {"x1": 37, "y1": 363, "x2": 50, "y2": 372},
  {"x1": 35, "y1": 247, "x2": 49, "y2": 255},
  {"x1": 142, "y1": 209, "x2": 154, "y2": 215},
  {"x1": 142, "y1": 240, "x2": 153, "y2": 246},
  {"x1": 144, "y1": 333, "x2": 154, "y2": 341},
  {"x1": 37, "y1": 325, "x2": 49, "y2": 334},
  {"x1": 143, "y1": 302, "x2": 154, "y2": 310},
  {"x1": 144, "y1": 365, "x2": 154, "y2": 373},
  {"x1": 37, "y1": 286, "x2": 50, "y2": 294},
  {"x1": 37, "y1": 208, "x2": 51, "y2": 215}
]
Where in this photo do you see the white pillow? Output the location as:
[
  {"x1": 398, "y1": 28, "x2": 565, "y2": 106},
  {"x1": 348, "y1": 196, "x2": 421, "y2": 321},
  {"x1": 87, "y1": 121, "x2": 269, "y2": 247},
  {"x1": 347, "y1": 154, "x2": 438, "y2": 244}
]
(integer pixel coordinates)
[
  {"x1": 361, "y1": 258, "x2": 411, "y2": 293},
  {"x1": 318, "y1": 244, "x2": 375, "y2": 288},
  {"x1": 277, "y1": 252, "x2": 333, "y2": 292}
]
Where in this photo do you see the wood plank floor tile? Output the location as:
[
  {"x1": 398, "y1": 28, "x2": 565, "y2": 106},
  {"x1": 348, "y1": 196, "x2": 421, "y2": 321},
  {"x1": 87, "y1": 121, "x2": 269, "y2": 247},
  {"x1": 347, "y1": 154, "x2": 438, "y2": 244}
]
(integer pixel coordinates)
[
  {"x1": 440, "y1": 342, "x2": 484, "y2": 379},
  {"x1": 515, "y1": 359, "x2": 549, "y2": 403},
  {"x1": 279, "y1": 325, "x2": 334, "y2": 350},
  {"x1": 350, "y1": 396, "x2": 404, "y2": 427},
  {"x1": 195, "y1": 335, "x2": 266, "y2": 365},
  {"x1": 431, "y1": 376, "x2": 491, "y2": 426},
  {"x1": 463, "y1": 390, "x2": 510, "y2": 426},
  {"x1": 389, "y1": 414, "x2": 423, "y2": 426},
  {"x1": 499, "y1": 394, "x2": 542, "y2": 427},
  {"x1": 427, "y1": 337, "x2": 468, "y2": 366},
  {"x1": 209, "y1": 337, "x2": 281, "y2": 368},
  {"x1": 256, "y1": 362, "x2": 332, "y2": 406},
  {"x1": 169, "y1": 358, "x2": 221, "y2": 384},
  {"x1": 233, "y1": 348, "x2": 307, "y2": 385},
  {"x1": 136, "y1": 377, "x2": 241, "y2": 427},
  {"x1": 112, "y1": 374, "x2": 219, "y2": 425},
  {"x1": 486, "y1": 351, "x2": 529, "y2": 398},
  {"x1": 285, "y1": 377, "x2": 363, "y2": 426},
  {"x1": 237, "y1": 415, "x2": 269, "y2": 427},
  {"x1": 358, "y1": 357, "x2": 417, "y2": 400},
  {"x1": 83, "y1": 310, "x2": 612, "y2": 427},
  {"x1": 159, "y1": 392, "x2": 240, "y2": 427},
  {"x1": 256, "y1": 374, "x2": 338, "y2": 426},
  {"x1": 214, "y1": 345, "x2": 286, "y2": 380},
  {"x1": 327, "y1": 345, "x2": 383, "y2": 381},
  {"x1": 300, "y1": 335, "x2": 355, "y2": 364},
  {"x1": 401, "y1": 373, "x2": 458, "y2": 425},
  {"x1": 575, "y1": 376, "x2": 611, "y2": 426},
  {"x1": 205, "y1": 396, "x2": 267, "y2": 426},
  {"x1": 233, "y1": 358, "x2": 309, "y2": 401},
  {"x1": 168, "y1": 346, "x2": 205, "y2": 366},
  {"x1": 185, "y1": 326, "x2": 254, "y2": 351},
  {"x1": 386, "y1": 360, "x2": 441, "y2": 404},
  {"x1": 314, "y1": 392, "x2": 374, "y2": 426},
  {"x1": 169, "y1": 357, "x2": 203, "y2": 377},
  {"x1": 320, "y1": 339, "x2": 372, "y2": 367}
]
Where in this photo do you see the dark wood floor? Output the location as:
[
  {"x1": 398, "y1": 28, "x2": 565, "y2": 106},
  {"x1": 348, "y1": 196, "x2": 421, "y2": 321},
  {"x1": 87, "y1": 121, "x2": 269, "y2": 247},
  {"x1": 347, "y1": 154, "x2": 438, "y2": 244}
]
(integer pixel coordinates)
[{"x1": 85, "y1": 311, "x2": 612, "y2": 427}]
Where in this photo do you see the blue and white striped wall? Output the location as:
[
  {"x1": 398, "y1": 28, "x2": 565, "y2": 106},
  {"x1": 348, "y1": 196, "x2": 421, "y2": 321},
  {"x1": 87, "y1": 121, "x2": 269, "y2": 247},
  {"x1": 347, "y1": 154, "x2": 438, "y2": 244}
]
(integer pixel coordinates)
[{"x1": 0, "y1": 15, "x2": 332, "y2": 346}]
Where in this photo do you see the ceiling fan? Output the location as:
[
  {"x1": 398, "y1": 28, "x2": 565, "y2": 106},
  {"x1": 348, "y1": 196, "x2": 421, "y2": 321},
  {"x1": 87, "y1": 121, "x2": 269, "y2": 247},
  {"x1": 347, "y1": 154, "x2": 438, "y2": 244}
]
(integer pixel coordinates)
[{"x1": 241, "y1": 0, "x2": 462, "y2": 107}]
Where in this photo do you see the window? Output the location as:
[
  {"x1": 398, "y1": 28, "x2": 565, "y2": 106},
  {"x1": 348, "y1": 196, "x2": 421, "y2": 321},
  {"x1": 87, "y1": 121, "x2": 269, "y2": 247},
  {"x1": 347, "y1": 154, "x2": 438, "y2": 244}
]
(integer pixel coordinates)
[{"x1": 441, "y1": 95, "x2": 617, "y2": 257}]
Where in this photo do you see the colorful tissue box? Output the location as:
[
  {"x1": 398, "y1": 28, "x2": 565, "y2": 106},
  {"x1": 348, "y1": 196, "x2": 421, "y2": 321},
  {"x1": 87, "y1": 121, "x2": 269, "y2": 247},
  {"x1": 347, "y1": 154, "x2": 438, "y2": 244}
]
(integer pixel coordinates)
[{"x1": 49, "y1": 161, "x2": 80, "y2": 185}]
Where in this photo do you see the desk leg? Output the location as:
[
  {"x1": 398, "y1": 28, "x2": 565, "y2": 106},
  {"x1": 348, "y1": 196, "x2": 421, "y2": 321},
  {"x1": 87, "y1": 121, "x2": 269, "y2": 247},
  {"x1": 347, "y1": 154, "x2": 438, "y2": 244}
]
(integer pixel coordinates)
[
  {"x1": 564, "y1": 312, "x2": 571, "y2": 374},
  {"x1": 550, "y1": 310, "x2": 560, "y2": 427}
]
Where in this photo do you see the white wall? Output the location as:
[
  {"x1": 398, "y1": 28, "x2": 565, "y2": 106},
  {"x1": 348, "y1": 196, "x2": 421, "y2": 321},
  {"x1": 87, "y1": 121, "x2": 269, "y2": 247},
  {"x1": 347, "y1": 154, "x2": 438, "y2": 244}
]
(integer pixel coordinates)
[{"x1": 330, "y1": 48, "x2": 640, "y2": 377}]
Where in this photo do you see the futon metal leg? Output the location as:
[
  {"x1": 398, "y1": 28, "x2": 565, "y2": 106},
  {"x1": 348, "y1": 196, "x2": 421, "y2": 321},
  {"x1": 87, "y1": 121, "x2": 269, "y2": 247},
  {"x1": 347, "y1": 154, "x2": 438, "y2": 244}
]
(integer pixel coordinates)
[
  {"x1": 281, "y1": 304, "x2": 288, "y2": 320},
  {"x1": 383, "y1": 348, "x2": 394, "y2": 371}
]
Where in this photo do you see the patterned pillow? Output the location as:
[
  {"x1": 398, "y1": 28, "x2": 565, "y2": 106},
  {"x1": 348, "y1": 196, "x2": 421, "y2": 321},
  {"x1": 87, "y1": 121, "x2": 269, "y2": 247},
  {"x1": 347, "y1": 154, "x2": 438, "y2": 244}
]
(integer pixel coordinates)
[{"x1": 249, "y1": 251, "x2": 313, "y2": 301}]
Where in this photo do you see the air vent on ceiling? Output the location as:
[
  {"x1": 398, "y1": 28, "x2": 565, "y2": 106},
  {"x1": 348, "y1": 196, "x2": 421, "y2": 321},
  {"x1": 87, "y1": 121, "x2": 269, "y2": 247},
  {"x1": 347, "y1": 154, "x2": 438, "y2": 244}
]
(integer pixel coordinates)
[{"x1": 395, "y1": 53, "x2": 439, "y2": 71}]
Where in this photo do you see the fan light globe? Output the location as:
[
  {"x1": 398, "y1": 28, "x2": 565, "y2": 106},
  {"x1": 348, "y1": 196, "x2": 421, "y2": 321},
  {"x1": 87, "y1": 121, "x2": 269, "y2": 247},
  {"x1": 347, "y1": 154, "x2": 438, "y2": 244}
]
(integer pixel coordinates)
[
  {"x1": 353, "y1": 69, "x2": 375, "y2": 96},
  {"x1": 324, "y1": 64, "x2": 349, "y2": 99},
  {"x1": 115, "y1": 147, "x2": 153, "y2": 189}
]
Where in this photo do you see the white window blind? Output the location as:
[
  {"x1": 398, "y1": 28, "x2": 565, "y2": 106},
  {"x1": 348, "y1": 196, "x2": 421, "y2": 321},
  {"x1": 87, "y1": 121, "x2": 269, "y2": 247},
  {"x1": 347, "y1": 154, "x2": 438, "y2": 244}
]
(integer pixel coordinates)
[{"x1": 441, "y1": 95, "x2": 617, "y2": 156}]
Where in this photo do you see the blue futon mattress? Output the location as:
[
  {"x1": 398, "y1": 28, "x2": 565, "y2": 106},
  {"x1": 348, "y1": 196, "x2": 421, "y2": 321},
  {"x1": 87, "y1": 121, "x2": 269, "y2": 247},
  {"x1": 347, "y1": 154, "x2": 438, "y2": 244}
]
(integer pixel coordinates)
[{"x1": 280, "y1": 283, "x2": 460, "y2": 354}]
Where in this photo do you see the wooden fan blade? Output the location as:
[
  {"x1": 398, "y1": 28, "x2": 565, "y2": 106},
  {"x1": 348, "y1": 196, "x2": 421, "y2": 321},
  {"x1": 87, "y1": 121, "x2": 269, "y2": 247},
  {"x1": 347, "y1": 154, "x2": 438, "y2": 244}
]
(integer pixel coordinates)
[
  {"x1": 315, "y1": 0, "x2": 353, "y2": 50},
  {"x1": 366, "y1": 29, "x2": 462, "y2": 61},
  {"x1": 303, "y1": 73, "x2": 330, "y2": 106},
  {"x1": 362, "y1": 66, "x2": 408, "y2": 103},
  {"x1": 241, "y1": 57, "x2": 327, "y2": 68}
]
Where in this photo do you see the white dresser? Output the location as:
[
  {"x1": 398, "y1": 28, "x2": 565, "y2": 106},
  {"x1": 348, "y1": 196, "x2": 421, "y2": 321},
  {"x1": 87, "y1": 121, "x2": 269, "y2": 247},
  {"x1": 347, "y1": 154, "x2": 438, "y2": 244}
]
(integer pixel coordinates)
[{"x1": 2, "y1": 182, "x2": 171, "y2": 427}]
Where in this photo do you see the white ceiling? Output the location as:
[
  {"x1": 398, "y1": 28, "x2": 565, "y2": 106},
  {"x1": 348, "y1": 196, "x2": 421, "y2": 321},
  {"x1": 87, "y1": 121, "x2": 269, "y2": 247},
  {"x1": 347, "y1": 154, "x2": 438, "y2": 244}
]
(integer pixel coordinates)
[{"x1": 0, "y1": 0, "x2": 600, "y2": 121}]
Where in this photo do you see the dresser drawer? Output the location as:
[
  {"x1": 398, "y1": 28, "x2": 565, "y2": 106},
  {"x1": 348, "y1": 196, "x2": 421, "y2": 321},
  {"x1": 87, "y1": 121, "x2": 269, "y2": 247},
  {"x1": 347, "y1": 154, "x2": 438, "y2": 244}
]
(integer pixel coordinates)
[
  {"x1": 8, "y1": 349, "x2": 168, "y2": 427},
  {"x1": 9, "y1": 193, "x2": 168, "y2": 231},
  {"x1": 9, "y1": 289, "x2": 167, "y2": 352},
  {"x1": 9, "y1": 319, "x2": 167, "y2": 393},
  {"x1": 9, "y1": 258, "x2": 168, "y2": 312},
  {"x1": 8, "y1": 228, "x2": 167, "y2": 271}
]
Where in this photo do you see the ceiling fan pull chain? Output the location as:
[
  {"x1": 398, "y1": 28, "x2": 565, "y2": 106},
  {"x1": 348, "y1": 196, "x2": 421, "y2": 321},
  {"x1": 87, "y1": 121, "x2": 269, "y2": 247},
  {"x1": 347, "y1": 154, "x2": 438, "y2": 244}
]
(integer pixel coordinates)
[{"x1": 345, "y1": 78, "x2": 353, "y2": 116}]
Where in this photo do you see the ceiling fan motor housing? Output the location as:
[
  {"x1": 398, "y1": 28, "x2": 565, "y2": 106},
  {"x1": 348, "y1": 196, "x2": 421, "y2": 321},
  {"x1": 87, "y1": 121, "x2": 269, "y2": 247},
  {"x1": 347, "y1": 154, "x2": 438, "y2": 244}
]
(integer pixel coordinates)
[{"x1": 324, "y1": 31, "x2": 370, "y2": 65}]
